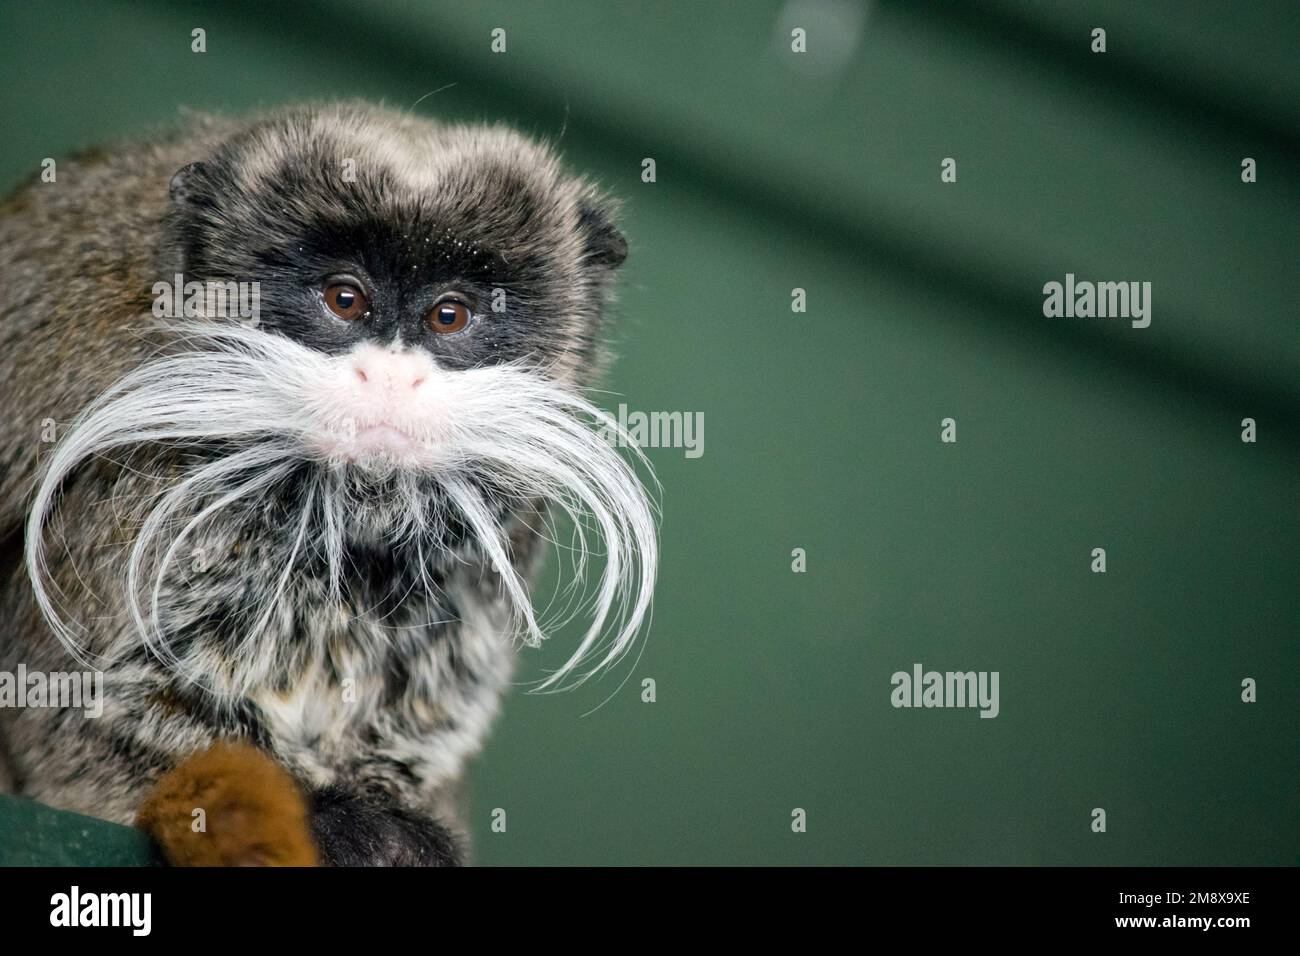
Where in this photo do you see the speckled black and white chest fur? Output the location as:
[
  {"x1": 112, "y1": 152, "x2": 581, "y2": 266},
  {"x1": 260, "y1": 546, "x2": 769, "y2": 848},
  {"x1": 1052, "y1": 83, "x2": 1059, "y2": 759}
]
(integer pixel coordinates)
[{"x1": 0, "y1": 103, "x2": 655, "y2": 863}]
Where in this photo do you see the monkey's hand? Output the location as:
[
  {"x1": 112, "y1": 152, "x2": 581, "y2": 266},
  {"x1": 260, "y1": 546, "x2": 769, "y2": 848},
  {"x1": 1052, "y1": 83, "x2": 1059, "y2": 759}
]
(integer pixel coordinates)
[
  {"x1": 136, "y1": 742, "x2": 319, "y2": 866},
  {"x1": 308, "y1": 787, "x2": 461, "y2": 866}
]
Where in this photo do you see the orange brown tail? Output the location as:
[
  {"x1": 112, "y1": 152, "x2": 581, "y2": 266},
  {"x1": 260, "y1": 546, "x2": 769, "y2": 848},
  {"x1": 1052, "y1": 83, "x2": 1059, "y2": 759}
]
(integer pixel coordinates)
[{"x1": 137, "y1": 742, "x2": 319, "y2": 867}]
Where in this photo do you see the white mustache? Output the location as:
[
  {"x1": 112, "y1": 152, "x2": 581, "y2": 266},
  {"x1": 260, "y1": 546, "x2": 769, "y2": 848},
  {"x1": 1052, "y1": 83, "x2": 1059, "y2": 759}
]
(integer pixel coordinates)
[{"x1": 26, "y1": 321, "x2": 658, "y2": 693}]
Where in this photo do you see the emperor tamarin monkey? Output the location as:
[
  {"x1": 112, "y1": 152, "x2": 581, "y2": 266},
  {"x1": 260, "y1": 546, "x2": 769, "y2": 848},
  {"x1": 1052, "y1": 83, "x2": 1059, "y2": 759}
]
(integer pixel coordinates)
[{"x1": 0, "y1": 103, "x2": 657, "y2": 865}]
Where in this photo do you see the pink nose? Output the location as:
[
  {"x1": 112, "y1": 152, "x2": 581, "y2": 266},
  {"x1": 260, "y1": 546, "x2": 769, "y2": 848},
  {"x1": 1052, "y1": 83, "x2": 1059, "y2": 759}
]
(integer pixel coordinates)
[{"x1": 352, "y1": 350, "x2": 429, "y2": 392}]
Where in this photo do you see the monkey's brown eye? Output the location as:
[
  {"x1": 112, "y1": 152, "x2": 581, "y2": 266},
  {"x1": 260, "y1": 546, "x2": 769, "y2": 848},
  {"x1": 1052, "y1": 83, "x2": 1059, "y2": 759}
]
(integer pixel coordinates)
[
  {"x1": 324, "y1": 283, "x2": 368, "y2": 320},
  {"x1": 428, "y1": 297, "x2": 471, "y2": 334}
]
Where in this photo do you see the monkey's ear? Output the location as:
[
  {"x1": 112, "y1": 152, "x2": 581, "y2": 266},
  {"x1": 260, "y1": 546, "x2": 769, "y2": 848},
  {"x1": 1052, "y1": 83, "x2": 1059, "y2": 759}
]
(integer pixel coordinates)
[
  {"x1": 578, "y1": 202, "x2": 628, "y2": 269},
  {"x1": 168, "y1": 161, "x2": 211, "y2": 206}
]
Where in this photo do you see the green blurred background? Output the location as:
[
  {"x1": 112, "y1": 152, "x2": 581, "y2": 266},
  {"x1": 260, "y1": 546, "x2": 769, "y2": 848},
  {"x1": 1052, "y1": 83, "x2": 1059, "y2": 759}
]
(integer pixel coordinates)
[{"x1": 0, "y1": 0, "x2": 1296, "y2": 865}]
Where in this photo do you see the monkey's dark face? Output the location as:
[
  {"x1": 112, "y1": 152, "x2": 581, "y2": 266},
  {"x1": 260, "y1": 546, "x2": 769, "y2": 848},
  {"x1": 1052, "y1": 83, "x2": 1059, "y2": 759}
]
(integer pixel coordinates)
[
  {"x1": 166, "y1": 106, "x2": 626, "y2": 469},
  {"x1": 27, "y1": 105, "x2": 656, "y2": 691}
]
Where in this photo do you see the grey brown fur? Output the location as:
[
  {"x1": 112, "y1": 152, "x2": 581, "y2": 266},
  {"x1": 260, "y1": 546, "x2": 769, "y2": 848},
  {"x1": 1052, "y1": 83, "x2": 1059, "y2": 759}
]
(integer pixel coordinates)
[{"x1": 0, "y1": 103, "x2": 628, "y2": 864}]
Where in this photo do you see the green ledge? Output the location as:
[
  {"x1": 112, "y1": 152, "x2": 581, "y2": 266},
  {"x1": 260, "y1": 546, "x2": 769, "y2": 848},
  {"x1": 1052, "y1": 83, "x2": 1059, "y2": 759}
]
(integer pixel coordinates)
[{"x1": 0, "y1": 794, "x2": 157, "y2": 867}]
